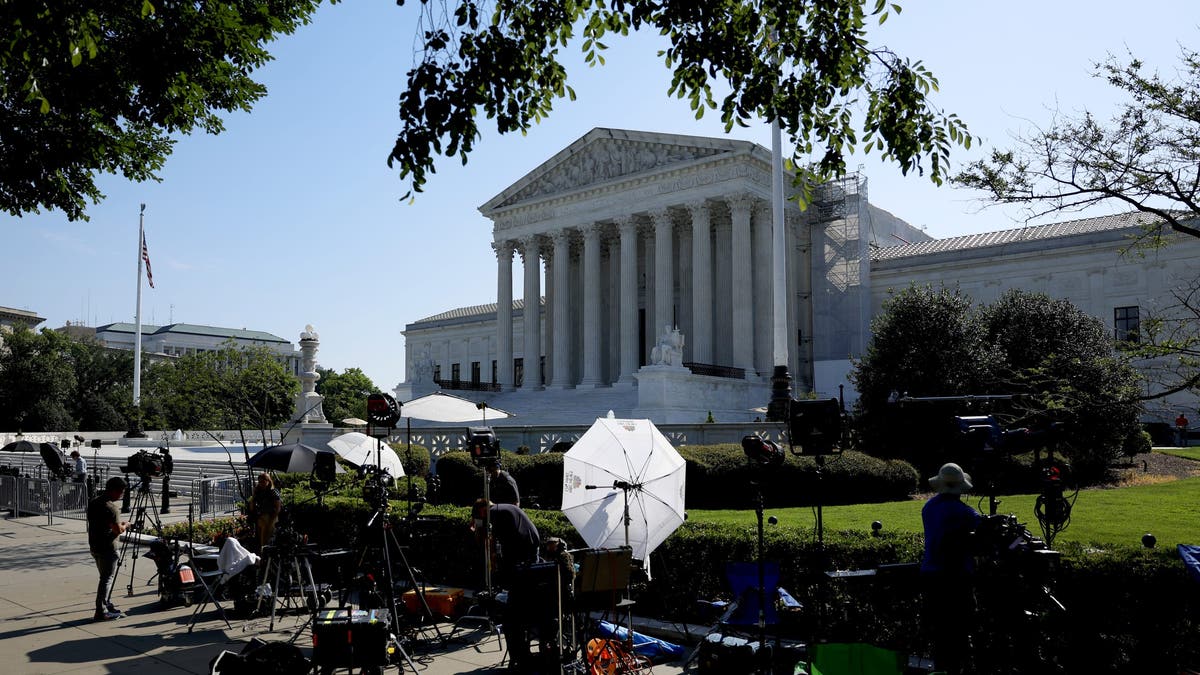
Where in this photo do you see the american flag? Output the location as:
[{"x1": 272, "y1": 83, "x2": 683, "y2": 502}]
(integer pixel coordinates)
[{"x1": 141, "y1": 231, "x2": 155, "y2": 288}]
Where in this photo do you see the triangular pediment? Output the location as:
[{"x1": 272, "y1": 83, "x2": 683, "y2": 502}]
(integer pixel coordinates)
[{"x1": 481, "y1": 128, "x2": 758, "y2": 213}]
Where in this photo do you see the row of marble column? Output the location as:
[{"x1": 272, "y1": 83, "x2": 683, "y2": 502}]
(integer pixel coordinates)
[{"x1": 493, "y1": 193, "x2": 795, "y2": 390}]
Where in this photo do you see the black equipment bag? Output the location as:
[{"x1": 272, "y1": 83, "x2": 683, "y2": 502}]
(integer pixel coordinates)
[{"x1": 209, "y1": 638, "x2": 309, "y2": 674}]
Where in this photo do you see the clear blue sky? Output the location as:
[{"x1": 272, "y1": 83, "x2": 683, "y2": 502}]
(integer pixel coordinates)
[{"x1": 3, "y1": 2, "x2": 1196, "y2": 393}]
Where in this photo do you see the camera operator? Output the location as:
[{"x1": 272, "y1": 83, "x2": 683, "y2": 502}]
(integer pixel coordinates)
[
  {"x1": 483, "y1": 458, "x2": 520, "y2": 506},
  {"x1": 70, "y1": 450, "x2": 87, "y2": 483},
  {"x1": 920, "y1": 463, "x2": 981, "y2": 675},
  {"x1": 159, "y1": 447, "x2": 173, "y2": 514},
  {"x1": 471, "y1": 498, "x2": 540, "y2": 672},
  {"x1": 87, "y1": 477, "x2": 130, "y2": 621},
  {"x1": 248, "y1": 472, "x2": 282, "y2": 553}
]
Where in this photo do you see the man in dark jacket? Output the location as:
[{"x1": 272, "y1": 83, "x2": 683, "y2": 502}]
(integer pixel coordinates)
[
  {"x1": 472, "y1": 498, "x2": 540, "y2": 671},
  {"x1": 87, "y1": 477, "x2": 129, "y2": 621}
]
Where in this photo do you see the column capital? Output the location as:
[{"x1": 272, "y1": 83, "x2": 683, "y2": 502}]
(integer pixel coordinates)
[
  {"x1": 492, "y1": 239, "x2": 515, "y2": 261},
  {"x1": 726, "y1": 192, "x2": 756, "y2": 216},
  {"x1": 684, "y1": 199, "x2": 710, "y2": 218},
  {"x1": 579, "y1": 221, "x2": 603, "y2": 239},
  {"x1": 648, "y1": 207, "x2": 673, "y2": 227},
  {"x1": 615, "y1": 214, "x2": 639, "y2": 236}
]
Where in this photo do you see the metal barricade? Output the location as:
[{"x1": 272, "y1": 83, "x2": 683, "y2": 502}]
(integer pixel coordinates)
[
  {"x1": 50, "y1": 480, "x2": 92, "y2": 521},
  {"x1": 191, "y1": 476, "x2": 249, "y2": 519},
  {"x1": 3, "y1": 476, "x2": 53, "y2": 525}
]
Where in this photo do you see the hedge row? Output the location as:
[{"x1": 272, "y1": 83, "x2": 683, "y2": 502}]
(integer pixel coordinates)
[
  {"x1": 164, "y1": 503, "x2": 1198, "y2": 673},
  {"x1": 433, "y1": 445, "x2": 920, "y2": 510}
]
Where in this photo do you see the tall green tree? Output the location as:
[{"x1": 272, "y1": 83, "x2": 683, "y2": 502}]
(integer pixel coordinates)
[
  {"x1": 66, "y1": 337, "x2": 134, "y2": 431},
  {"x1": 852, "y1": 286, "x2": 1143, "y2": 482},
  {"x1": 316, "y1": 367, "x2": 378, "y2": 424},
  {"x1": 978, "y1": 290, "x2": 1143, "y2": 478},
  {"x1": 141, "y1": 342, "x2": 299, "y2": 432},
  {"x1": 0, "y1": 1, "x2": 322, "y2": 221},
  {"x1": 0, "y1": 326, "x2": 77, "y2": 431},
  {"x1": 390, "y1": 0, "x2": 972, "y2": 202}
]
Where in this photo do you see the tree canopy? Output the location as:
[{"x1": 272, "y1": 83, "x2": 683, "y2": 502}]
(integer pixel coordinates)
[
  {"x1": 0, "y1": 1, "x2": 321, "y2": 221},
  {"x1": 315, "y1": 366, "x2": 378, "y2": 423},
  {"x1": 141, "y1": 342, "x2": 299, "y2": 432},
  {"x1": 852, "y1": 286, "x2": 1143, "y2": 482},
  {"x1": 954, "y1": 46, "x2": 1200, "y2": 240},
  {"x1": 390, "y1": 0, "x2": 972, "y2": 202}
]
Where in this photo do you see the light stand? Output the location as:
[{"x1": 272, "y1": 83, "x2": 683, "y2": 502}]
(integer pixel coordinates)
[{"x1": 740, "y1": 435, "x2": 787, "y2": 674}]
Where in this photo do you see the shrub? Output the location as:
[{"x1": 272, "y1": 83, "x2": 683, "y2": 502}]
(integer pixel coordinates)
[
  {"x1": 1122, "y1": 429, "x2": 1152, "y2": 459},
  {"x1": 433, "y1": 444, "x2": 918, "y2": 509}
]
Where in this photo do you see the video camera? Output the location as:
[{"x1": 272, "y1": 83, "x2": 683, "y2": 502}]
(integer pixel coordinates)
[
  {"x1": 120, "y1": 449, "x2": 166, "y2": 478},
  {"x1": 359, "y1": 465, "x2": 395, "y2": 509},
  {"x1": 974, "y1": 513, "x2": 1063, "y2": 600}
]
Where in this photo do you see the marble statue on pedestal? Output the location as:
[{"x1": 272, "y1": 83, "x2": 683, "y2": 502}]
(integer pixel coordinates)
[
  {"x1": 650, "y1": 325, "x2": 685, "y2": 368},
  {"x1": 293, "y1": 324, "x2": 327, "y2": 424}
]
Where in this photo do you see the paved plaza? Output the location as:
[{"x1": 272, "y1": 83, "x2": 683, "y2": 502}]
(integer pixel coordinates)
[{"x1": 0, "y1": 514, "x2": 689, "y2": 674}]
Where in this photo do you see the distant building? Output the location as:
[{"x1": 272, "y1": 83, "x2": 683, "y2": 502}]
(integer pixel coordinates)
[
  {"x1": 0, "y1": 306, "x2": 45, "y2": 334},
  {"x1": 92, "y1": 322, "x2": 301, "y2": 376}
]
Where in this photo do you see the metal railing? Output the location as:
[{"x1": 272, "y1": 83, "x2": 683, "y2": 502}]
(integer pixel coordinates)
[
  {"x1": 433, "y1": 378, "x2": 502, "y2": 392},
  {"x1": 0, "y1": 475, "x2": 53, "y2": 525},
  {"x1": 191, "y1": 476, "x2": 250, "y2": 520},
  {"x1": 50, "y1": 480, "x2": 91, "y2": 521}
]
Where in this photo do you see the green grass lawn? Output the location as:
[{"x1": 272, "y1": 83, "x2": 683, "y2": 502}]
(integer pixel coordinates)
[
  {"x1": 690, "y1": 475, "x2": 1200, "y2": 549},
  {"x1": 1157, "y1": 446, "x2": 1200, "y2": 462}
]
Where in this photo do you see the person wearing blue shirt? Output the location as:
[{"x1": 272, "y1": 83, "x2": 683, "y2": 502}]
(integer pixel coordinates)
[{"x1": 920, "y1": 463, "x2": 981, "y2": 675}]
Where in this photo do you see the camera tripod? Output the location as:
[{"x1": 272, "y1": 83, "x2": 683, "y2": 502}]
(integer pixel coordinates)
[
  {"x1": 450, "y1": 467, "x2": 505, "y2": 653},
  {"x1": 111, "y1": 473, "x2": 164, "y2": 603},
  {"x1": 251, "y1": 528, "x2": 323, "y2": 632},
  {"x1": 352, "y1": 492, "x2": 427, "y2": 673}
]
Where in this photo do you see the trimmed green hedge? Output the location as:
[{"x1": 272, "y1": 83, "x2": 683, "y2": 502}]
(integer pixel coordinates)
[
  {"x1": 434, "y1": 445, "x2": 919, "y2": 510},
  {"x1": 164, "y1": 506, "x2": 1198, "y2": 672}
]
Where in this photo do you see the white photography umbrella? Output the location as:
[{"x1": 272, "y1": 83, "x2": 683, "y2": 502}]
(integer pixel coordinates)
[
  {"x1": 561, "y1": 418, "x2": 686, "y2": 577},
  {"x1": 328, "y1": 431, "x2": 405, "y2": 478}
]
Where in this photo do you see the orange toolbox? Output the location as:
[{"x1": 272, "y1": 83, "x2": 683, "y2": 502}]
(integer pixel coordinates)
[{"x1": 401, "y1": 586, "x2": 465, "y2": 618}]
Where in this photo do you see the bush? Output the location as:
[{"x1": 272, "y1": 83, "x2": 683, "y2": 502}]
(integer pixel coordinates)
[
  {"x1": 390, "y1": 441, "x2": 431, "y2": 477},
  {"x1": 1122, "y1": 429, "x2": 1152, "y2": 459},
  {"x1": 433, "y1": 445, "x2": 919, "y2": 509},
  {"x1": 680, "y1": 445, "x2": 919, "y2": 508}
]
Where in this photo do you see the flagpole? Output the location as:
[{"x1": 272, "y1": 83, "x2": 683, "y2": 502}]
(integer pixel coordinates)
[
  {"x1": 767, "y1": 31, "x2": 792, "y2": 422},
  {"x1": 129, "y1": 203, "x2": 147, "y2": 438}
]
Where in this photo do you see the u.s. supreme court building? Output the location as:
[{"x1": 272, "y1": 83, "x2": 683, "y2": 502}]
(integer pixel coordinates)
[{"x1": 395, "y1": 128, "x2": 1199, "y2": 427}]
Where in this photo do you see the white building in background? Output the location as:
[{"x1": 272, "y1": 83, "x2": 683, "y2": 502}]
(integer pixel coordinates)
[
  {"x1": 92, "y1": 323, "x2": 302, "y2": 376},
  {"x1": 396, "y1": 127, "x2": 1200, "y2": 426},
  {"x1": 0, "y1": 306, "x2": 45, "y2": 334}
]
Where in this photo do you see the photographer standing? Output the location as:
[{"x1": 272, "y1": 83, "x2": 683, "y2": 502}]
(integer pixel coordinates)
[
  {"x1": 920, "y1": 463, "x2": 981, "y2": 675},
  {"x1": 159, "y1": 447, "x2": 173, "y2": 514},
  {"x1": 248, "y1": 472, "x2": 282, "y2": 552},
  {"x1": 87, "y1": 477, "x2": 129, "y2": 621},
  {"x1": 471, "y1": 498, "x2": 540, "y2": 672},
  {"x1": 484, "y1": 459, "x2": 520, "y2": 506}
]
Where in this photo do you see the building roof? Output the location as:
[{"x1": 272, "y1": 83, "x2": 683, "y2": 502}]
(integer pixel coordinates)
[
  {"x1": 410, "y1": 298, "x2": 542, "y2": 328},
  {"x1": 871, "y1": 211, "x2": 1164, "y2": 263},
  {"x1": 96, "y1": 322, "x2": 289, "y2": 343},
  {"x1": 0, "y1": 306, "x2": 46, "y2": 325}
]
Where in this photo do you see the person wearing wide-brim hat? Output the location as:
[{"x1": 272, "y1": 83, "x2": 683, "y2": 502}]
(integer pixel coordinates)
[{"x1": 920, "y1": 463, "x2": 981, "y2": 674}]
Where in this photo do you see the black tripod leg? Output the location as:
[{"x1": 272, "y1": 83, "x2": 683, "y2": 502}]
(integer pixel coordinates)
[{"x1": 386, "y1": 526, "x2": 444, "y2": 639}]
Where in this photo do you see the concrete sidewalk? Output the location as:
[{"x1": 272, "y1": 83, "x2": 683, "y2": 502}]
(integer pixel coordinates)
[{"x1": 0, "y1": 514, "x2": 690, "y2": 674}]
